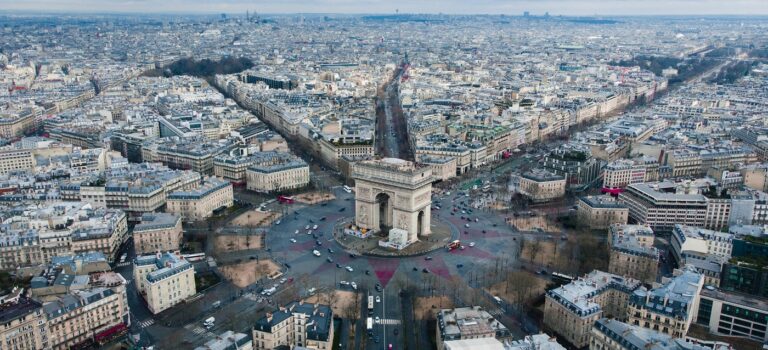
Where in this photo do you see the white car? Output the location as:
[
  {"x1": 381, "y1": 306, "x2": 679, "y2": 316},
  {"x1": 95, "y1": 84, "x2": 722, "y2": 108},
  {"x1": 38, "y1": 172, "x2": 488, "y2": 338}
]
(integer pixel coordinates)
[
  {"x1": 275, "y1": 220, "x2": 281, "y2": 225},
  {"x1": 279, "y1": 278, "x2": 287, "y2": 284},
  {"x1": 294, "y1": 230, "x2": 299, "y2": 234},
  {"x1": 469, "y1": 242, "x2": 475, "y2": 247},
  {"x1": 376, "y1": 296, "x2": 381, "y2": 303},
  {"x1": 312, "y1": 225, "x2": 318, "y2": 230},
  {"x1": 290, "y1": 238, "x2": 297, "y2": 243},
  {"x1": 339, "y1": 281, "x2": 350, "y2": 286},
  {"x1": 307, "y1": 230, "x2": 312, "y2": 235},
  {"x1": 345, "y1": 266, "x2": 354, "y2": 272},
  {"x1": 350, "y1": 282, "x2": 357, "y2": 290},
  {"x1": 375, "y1": 316, "x2": 381, "y2": 324},
  {"x1": 313, "y1": 250, "x2": 321, "y2": 257},
  {"x1": 464, "y1": 223, "x2": 470, "y2": 228},
  {"x1": 305, "y1": 225, "x2": 310, "y2": 230}
]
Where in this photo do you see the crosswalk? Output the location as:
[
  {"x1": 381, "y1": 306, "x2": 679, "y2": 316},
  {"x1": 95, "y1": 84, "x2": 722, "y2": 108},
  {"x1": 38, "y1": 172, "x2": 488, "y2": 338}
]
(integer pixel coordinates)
[
  {"x1": 487, "y1": 308, "x2": 503, "y2": 316},
  {"x1": 116, "y1": 262, "x2": 131, "y2": 267},
  {"x1": 139, "y1": 319, "x2": 155, "y2": 328},
  {"x1": 184, "y1": 323, "x2": 213, "y2": 336},
  {"x1": 378, "y1": 318, "x2": 401, "y2": 325}
]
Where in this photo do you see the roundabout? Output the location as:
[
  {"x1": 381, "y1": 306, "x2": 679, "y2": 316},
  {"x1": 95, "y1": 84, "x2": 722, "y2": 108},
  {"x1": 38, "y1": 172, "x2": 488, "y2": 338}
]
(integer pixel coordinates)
[{"x1": 331, "y1": 216, "x2": 459, "y2": 258}]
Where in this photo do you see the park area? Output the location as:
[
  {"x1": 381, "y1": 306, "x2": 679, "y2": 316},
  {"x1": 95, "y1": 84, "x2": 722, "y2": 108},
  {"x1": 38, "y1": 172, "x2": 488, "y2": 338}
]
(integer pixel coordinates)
[
  {"x1": 219, "y1": 260, "x2": 281, "y2": 288},
  {"x1": 214, "y1": 233, "x2": 263, "y2": 254},
  {"x1": 303, "y1": 290, "x2": 360, "y2": 317},
  {"x1": 230, "y1": 209, "x2": 281, "y2": 227},
  {"x1": 413, "y1": 296, "x2": 454, "y2": 320},
  {"x1": 294, "y1": 191, "x2": 335, "y2": 204}
]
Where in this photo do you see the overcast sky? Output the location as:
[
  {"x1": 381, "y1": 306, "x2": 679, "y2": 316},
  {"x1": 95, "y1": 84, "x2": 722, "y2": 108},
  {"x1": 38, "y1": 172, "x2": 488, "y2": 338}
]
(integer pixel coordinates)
[{"x1": 1, "y1": 0, "x2": 767, "y2": 16}]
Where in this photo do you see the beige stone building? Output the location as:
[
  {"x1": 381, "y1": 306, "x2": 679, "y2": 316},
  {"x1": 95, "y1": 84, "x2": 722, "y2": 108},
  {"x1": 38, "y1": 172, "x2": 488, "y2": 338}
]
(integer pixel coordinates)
[
  {"x1": 590, "y1": 318, "x2": 729, "y2": 350},
  {"x1": 43, "y1": 286, "x2": 129, "y2": 350},
  {"x1": 0, "y1": 292, "x2": 47, "y2": 350},
  {"x1": 133, "y1": 252, "x2": 196, "y2": 314},
  {"x1": 577, "y1": 195, "x2": 629, "y2": 229},
  {"x1": 69, "y1": 210, "x2": 129, "y2": 262},
  {"x1": 133, "y1": 213, "x2": 183, "y2": 255},
  {"x1": 417, "y1": 155, "x2": 457, "y2": 182},
  {"x1": 166, "y1": 177, "x2": 233, "y2": 221},
  {"x1": 0, "y1": 149, "x2": 35, "y2": 175},
  {"x1": 543, "y1": 270, "x2": 640, "y2": 348},
  {"x1": 627, "y1": 267, "x2": 704, "y2": 338},
  {"x1": 608, "y1": 224, "x2": 659, "y2": 284},
  {"x1": 252, "y1": 301, "x2": 334, "y2": 350},
  {"x1": 0, "y1": 111, "x2": 37, "y2": 139},
  {"x1": 246, "y1": 159, "x2": 310, "y2": 193},
  {"x1": 517, "y1": 169, "x2": 566, "y2": 203}
]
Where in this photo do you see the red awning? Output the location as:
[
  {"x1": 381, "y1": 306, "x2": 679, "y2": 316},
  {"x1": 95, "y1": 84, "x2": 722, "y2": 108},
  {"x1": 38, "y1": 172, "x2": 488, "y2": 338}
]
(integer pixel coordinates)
[{"x1": 94, "y1": 323, "x2": 128, "y2": 342}]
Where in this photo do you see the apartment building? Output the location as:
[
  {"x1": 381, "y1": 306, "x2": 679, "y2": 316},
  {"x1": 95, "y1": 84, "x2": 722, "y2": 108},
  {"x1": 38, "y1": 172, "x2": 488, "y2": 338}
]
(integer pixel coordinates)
[
  {"x1": 166, "y1": 177, "x2": 233, "y2": 221},
  {"x1": 543, "y1": 270, "x2": 640, "y2": 348},
  {"x1": 590, "y1": 318, "x2": 730, "y2": 350},
  {"x1": 696, "y1": 286, "x2": 768, "y2": 343},
  {"x1": 0, "y1": 149, "x2": 34, "y2": 175},
  {"x1": 69, "y1": 210, "x2": 129, "y2": 261},
  {"x1": 0, "y1": 292, "x2": 47, "y2": 350},
  {"x1": 541, "y1": 144, "x2": 603, "y2": 191},
  {"x1": 252, "y1": 301, "x2": 333, "y2": 350},
  {"x1": 418, "y1": 155, "x2": 457, "y2": 182},
  {"x1": 246, "y1": 159, "x2": 310, "y2": 193},
  {"x1": 133, "y1": 213, "x2": 183, "y2": 255},
  {"x1": 670, "y1": 225, "x2": 733, "y2": 266},
  {"x1": 0, "y1": 110, "x2": 38, "y2": 139},
  {"x1": 517, "y1": 169, "x2": 566, "y2": 203},
  {"x1": 577, "y1": 196, "x2": 629, "y2": 229},
  {"x1": 43, "y1": 287, "x2": 129, "y2": 350},
  {"x1": 133, "y1": 252, "x2": 196, "y2": 314},
  {"x1": 602, "y1": 157, "x2": 659, "y2": 188},
  {"x1": 608, "y1": 224, "x2": 659, "y2": 284},
  {"x1": 436, "y1": 306, "x2": 512, "y2": 350},
  {"x1": 627, "y1": 267, "x2": 704, "y2": 338}
]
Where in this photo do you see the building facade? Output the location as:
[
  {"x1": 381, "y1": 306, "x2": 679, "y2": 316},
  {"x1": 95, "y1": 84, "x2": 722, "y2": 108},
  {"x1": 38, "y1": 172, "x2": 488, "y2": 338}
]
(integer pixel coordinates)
[
  {"x1": 132, "y1": 213, "x2": 183, "y2": 255},
  {"x1": 252, "y1": 301, "x2": 333, "y2": 350},
  {"x1": 133, "y1": 252, "x2": 196, "y2": 314},
  {"x1": 166, "y1": 177, "x2": 234, "y2": 221},
  {"x1": 608, "y1": 224, "x2": 659, "y2": 284},
  {"x1": 577, "y1": 196, "x2": 629, "y2": 229}
]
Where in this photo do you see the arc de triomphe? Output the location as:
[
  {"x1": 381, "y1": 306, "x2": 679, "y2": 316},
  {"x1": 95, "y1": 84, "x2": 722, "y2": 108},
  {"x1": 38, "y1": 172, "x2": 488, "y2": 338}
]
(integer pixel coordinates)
[{"x1": 352, "y1": 158, "x2": 432, "y2": 243}]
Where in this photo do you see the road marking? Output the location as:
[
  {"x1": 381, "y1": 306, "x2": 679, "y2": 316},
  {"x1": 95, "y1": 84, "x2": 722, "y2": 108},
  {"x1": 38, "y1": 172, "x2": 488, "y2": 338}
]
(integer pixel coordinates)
[
  {"x1": 379, "y1": 318, "x2": 401, "y2": 325},
  {"x1": 116, "y1": 262, "x2": 131, "y2": 267},
  {"x1": 139, "y1": 319, "x2": 155, "y2": 328}
]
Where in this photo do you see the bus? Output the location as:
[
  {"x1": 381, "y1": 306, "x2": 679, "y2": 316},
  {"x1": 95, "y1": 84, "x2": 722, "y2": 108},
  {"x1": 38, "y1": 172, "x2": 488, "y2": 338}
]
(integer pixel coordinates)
[
  {"x1": 446, "y1": 240, "x2": 461, "y2": 251},
  {"x1": 277, "y1": 195, "x2": 295, "y2": 204},
  {"x1": 343, "y1": 185, "x2": 352, "y2": 193},
  {"x1": 368, "y1": 295, "x2": 374, "y2": 314},
  {"x1": 551, "y1": 272, "x2": 575, "y2": 284},
  {"x1": 182, "y1": 253, "x2": 206, "y2": 262},
  {"x1": 366, "y1": 317, "x2": 373, "y2": 330}
]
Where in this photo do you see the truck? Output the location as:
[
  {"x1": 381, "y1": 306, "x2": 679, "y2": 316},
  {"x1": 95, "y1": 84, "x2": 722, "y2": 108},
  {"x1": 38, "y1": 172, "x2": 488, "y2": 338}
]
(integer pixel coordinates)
[
  {"x1": 203, "y1": 317, "x2": 215, "y2": 329},
  {"x1": 366, "y1": 317, "x2": 373, "y2": 330}
]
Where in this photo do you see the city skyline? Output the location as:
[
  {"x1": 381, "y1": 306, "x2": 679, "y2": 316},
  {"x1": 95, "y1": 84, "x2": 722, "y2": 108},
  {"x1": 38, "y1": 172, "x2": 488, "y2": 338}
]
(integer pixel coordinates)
[{"x1": 1, "y1": 0, "x2": 768, "y2": 16}]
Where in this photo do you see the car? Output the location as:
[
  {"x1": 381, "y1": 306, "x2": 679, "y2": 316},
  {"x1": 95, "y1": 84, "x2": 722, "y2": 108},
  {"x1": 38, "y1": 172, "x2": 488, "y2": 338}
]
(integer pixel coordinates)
[
  {"x1": 375, "y1": 284, "x2": 382, "y2": 292},
  {"x1": 469, "y1": 242, "x2": 475, "y2": 247},
  {"x1": 336, "y1": 263, "x2": 342, "y2": 268},
  {"x1": 465, "y1": 223, "x2": 470, "y2": 228},
  {"x1": 327, "y1": 257, "x2": 333, "y2": 263},
  {"x1": 349, "y1": 254, "x2": 356, "y2": 258},
  {"x1": 375, "y1": 316, "x2": 381, "y2": 324},
  {"x1": 294, "y1": 230, "x2": 299, "y2": 234},
  {"x1": 425, "y1": 256, "x2": 432, "y2": 260},
  {"x1": 305, "y1": 225, "x2": 310, "y2": 230},
  {"x1": 275, "y1": 220, "x2": 281, "y2": 225},
  {"x1": 493, "y1": 223, "x2": 497, "y2": 227},
  {"x1": 320, "y1": 217, "x2": 326, "y2": 221},
  {"x1": 290, "y1": 238, "x2": 297, "y2": 243},
  {"x1": 456, "y1": 264, "x2": 464, "y2": 268},
  {"x1": 339, "y1": 281, "x2": 350, "y2": 286},
  {"x1": 338, "y1": 207, "x2": 346, "y2": 212},
  {"x1": 412, "y1": 267, "x2": 418, "y2": 272},
  {"x1": 422, "y1": 268, "x2": 430, "y2": 273},
  {"x1": 351, "y1": 282, "x2": 357, "y2": 290},
  {"x1": 482, "y1": 230, "x2": 486, "y2": 234},
  {"x1": 249, "y1": 256, "x2": 256, "y2": 260},
  {"x1": 313, "y1": 225, "x2": 318, "y2": 230},
  {"x1": 365, "y1": 270, "x2": 370, "y2": 275},
  {"x1": 345, "y1": 266, "x2": 354, "y2": 272},
  {"x1": 316, "y1": 240, "x2": 322, "y2": 246},
  {"x1": 313, "y1": 250, "x2": 321, "y2": 257},
  {"x1": 328, "y1": 248, "x2": 334, "y2": 253},
  {"x1": 284, "y1": 263, "x2": 291, "y2": 269},
  {"x1": 279, "y1": 278, "x2": 287, "y2": 284},
  {"x1": 306, "y1": 230, "x2": 312, "y2": 235},
  {"x1": 375, "y1": 296, "x2": 381, "y2": 303}
]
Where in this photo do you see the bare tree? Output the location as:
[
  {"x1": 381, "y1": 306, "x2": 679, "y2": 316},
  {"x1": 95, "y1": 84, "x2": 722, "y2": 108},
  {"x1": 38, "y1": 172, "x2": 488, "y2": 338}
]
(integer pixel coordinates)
[{"x1": 528, "y1": 238, "x2": 542, "y2": 264}]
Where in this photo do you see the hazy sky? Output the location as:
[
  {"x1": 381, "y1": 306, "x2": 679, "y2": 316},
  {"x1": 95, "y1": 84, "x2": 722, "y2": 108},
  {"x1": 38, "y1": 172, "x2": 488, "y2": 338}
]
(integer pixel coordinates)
[{"x1": 1, "y1": 0, "x2": 767, "y2": 16}]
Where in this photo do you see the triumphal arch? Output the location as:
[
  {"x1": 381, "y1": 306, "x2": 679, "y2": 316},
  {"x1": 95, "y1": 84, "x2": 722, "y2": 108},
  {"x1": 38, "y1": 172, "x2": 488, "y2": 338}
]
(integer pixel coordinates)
[{"x1": 352, "y1": 158, "x2": 432, "y2": 243}]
